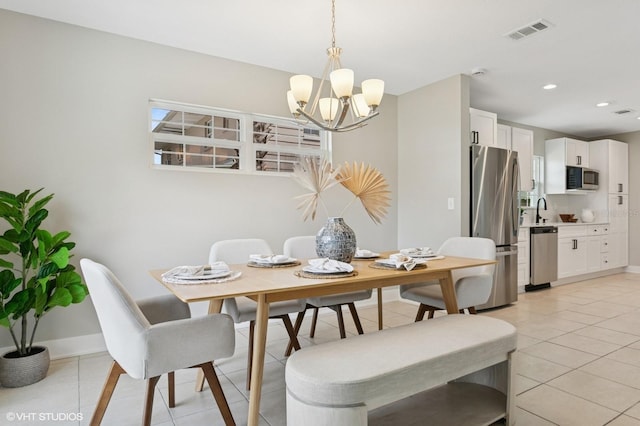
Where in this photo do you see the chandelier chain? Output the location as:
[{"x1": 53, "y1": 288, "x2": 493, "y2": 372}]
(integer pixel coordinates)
[{"x1": 331, "y1": 0, "x2": 336, "y2": 48}]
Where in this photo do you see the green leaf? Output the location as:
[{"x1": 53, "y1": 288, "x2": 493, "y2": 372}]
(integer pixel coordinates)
[
  {"x1": 23, "y1": 188, "x2": 44, "y2": 205},
  {"x1": 0, "y1": 191, "x2": 20, "y2": 207},
  {"x1": 0, "y1": 259, "x2": 13, "y2": 269},
  {"x1": 0, "y1": 237, "x2": 18, "y2": 254},
  {"x1": 24, "y1": 208, "x2": 48, "y2": 235},
  {"x1": 49, "y1": 247, "x2": 70, "y2": 269},
  {"x1": 51, "y1": 231, "x2": 71, "y2": 247},
  {"x1": 38, "y1": 262, "x2": 59, "y2": 280},
  {"x1": 0, "y1": 270, "x2": 21, "y2": 298},
  {"x1": 46, "y1": 288, "x2": 72, "y2": 309},
  {"x1": 27, "y1": 193, "x2": 53, "y2": 219},
  {"x1": 5, "y1": 289, "x2": 35, "y2": 319},
  {"x1": 67, "y1": 284, "x2": 88, "y2": 303},
  {"x1": 33, "y1": 285, "x2": 48, "y2": 316}
]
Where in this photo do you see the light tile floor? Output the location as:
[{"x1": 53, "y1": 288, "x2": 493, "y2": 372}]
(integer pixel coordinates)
[{"x1": 4, "y1": 273, "x2": 640, "y2": 425}]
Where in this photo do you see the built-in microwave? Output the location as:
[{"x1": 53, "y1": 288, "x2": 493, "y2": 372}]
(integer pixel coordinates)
[{"x1": 566, "y1": 166, "x2": 599, "y2": 190}]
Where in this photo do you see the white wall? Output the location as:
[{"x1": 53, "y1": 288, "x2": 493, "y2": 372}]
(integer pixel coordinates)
[
  {"x1": 397, "y1": 74, "x2": 470, "y2": 249},
  {"x1": 0, "y1": 10, "x2": 398, "y2": 350}
]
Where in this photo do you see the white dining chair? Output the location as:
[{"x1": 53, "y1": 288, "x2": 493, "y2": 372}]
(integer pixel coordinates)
[
  {"x1": 399, "y1": 237, "x2": 496, "y2": 320},
  {"x1": 80, "y1": 259, "x2": 236, "y2": 426},
  {"x1": 283, "y1": 236, "x2": 372, "y2": 355},
  {"x1": 209, "y1": 238, "x2": 307, "y2": 389}
]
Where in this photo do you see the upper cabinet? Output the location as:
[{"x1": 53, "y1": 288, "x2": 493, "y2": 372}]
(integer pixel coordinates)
[
  {"x1": 498, "y1": 124, "x2": 534, "y2": 191},
  {"x1": 470, "y1": 108, "x2": 497, "y2": 146},
  {"x1": 564, "y1": 138, "x2": 589, "y2": 167},
  {"x1": 589, "y1": 139, "x2": 629, "y2": 194},
  {"x1": 544, "y1": 137, "x2": 590, "y2": 194}
]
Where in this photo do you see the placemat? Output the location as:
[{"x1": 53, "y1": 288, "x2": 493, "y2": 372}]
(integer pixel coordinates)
[
  {"x1": 163, "y1": 271, "x2": 242, "y2": 285},
  {"x1": 294, "y1": 270, "x2": 358, "y2": 279},
  {"x1": 369, "y1": 263, "x2": 427, "y2": 271},
  {"x1": 247, "y1": 261, "x2": 301, "y2": 268}
]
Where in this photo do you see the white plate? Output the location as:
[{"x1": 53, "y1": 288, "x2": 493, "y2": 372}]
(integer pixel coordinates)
[
  {"x1": 375, "y1": 258, "x2": 428, "y2": 267},
  {"x1": 253, "y1": 257, "x2": 297, "y2": 265},
  {"x1": 353, "y1": 252, "x2": 380, "y2": 259},
  {"x1": 302, "y1": 266, "x2": 353, "y2": 274},
  {"x1": 400, "y1": 248, "x2": 436, "y2": 258},
  {"x1": 175, "y1": 270, "x2": 232, "y2": 280}
]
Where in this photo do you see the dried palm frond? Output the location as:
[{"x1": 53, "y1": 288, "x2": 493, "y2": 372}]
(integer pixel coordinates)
[
  {"x1": 291, "y1": 157, "x2": 342, "y2": 221},
  {"x1": 337, "y1": 162, "x2": 391, "y2": 224}
]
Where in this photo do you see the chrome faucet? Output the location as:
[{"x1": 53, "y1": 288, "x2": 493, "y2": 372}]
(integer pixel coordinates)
[{"x1": 536, "y1": 197, "x2": 547, "y2": 224}]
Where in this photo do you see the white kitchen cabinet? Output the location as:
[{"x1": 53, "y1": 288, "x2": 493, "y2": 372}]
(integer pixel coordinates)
[
  {"x1": 608, "y1": 140, "x2": 628, "y2": 194},
  {"x1": 557, "y1": 226, "x2": 588, "y2": 279},
  {"x1": 586, "y1": 225, "x2": 609, "y2": 272},
  {"x1": 511, "y1": 127, "x2": 534, "y2": 192},
  {"x1": 496, "y1": 124, "x2": 534, "y2": 191},
  {"x1": 565, "y1": 138, "x2": 589, "y2": 167},
  {"x1": 517, "y1": 227, "x2": 529, "y2": 287},
  {"x1": 545, "y1": 137, "x2": 590, "y2": 194},
  {"x1": 470, "y1": 108, "x2": 497, "y2": 146},
  {"x1": 608, "y1": 194, "x2": 629, "y2": 268}
]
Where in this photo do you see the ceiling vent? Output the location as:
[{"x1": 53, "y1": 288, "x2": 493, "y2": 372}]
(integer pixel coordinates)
[
  {"x1": 505, "y1": 19, "x2": 553, "y2": 40},
  {"x1": 613, "y1": 109, "x2": 635, "y2": 115}
]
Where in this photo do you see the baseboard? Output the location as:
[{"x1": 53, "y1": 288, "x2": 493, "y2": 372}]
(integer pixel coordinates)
[
  {"x1": 0, "y1": 333, "x2": 107, "y2": 361},
  {"x1": 0, "y1": 287, "x2": 404, "y2": 360},
  {"x1": 625, "y1": 265, "x2": 640, "y2": 274}
]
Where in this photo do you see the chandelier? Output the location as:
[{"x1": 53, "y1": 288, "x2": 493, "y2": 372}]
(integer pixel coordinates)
[{"x1": 286, "y1": 0, "x2": 384, "y2": 132}]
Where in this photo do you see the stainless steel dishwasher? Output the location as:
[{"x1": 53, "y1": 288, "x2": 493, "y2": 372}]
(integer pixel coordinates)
[{"x1": 527, "y1": 226, "x2": 558, "y2": 291}]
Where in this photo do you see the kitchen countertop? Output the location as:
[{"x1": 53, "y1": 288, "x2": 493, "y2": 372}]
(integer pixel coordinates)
[{"x1": 521, "y1": 221, "x2": 608, "y2": 228}]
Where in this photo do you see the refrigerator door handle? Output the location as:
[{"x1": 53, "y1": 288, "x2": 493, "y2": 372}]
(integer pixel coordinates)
[{"x1": 496, "y1": 249, "x2": 518, "y2": 257}]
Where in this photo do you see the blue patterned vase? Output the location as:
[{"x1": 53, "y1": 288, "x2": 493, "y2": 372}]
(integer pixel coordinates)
[{"x1": 316, "y1": 217, "x2": 357, "y2": 263}]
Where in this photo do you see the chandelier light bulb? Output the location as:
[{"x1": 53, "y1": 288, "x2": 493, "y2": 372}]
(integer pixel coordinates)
[
  {"x1": 352, "y1": 94, "x2": 370, "y2": 118},
  {"x1": 361, "y1": 79, "x2": 385, "y2": 108},
  {"x1": 319, "y1": 98, "x2": 339, "y2": 121},
  {"x1": 290, "y1": 75, "x2": 313, "y2": 105},
  {"x1": 287, "y1": 91, "x2": 300, "y2": 116},
  {"x1": 330, "y1": 68, "x2": 354, "y2": 99}
]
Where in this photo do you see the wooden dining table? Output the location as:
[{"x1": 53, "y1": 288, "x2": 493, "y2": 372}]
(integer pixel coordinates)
[{"x1": 150, "y1": 253, "x2": 496, "y2": 426}]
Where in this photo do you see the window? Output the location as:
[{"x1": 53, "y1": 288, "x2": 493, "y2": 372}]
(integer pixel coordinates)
[{"x1": 150, "y1": 100, "x2": 330, "y2": 174}]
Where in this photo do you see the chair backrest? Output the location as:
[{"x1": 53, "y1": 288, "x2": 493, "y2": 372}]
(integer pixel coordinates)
[
  {"x1": 283, "y1": 236, "x2": 317, "y2": 259},
  {"x1": 80, "y1": 259, "x2": 149, "y2": 377},
  {"x1": 437, "y1": 237, "x2": 496, "y2": 281},
  {"x1": 209, "y1": 238, "x2": 273, "y2": 264}
]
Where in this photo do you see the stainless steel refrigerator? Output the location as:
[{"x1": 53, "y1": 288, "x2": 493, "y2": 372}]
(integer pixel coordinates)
[{"x1": 470, "y1": 145, "x2": 519, "y2": 310}]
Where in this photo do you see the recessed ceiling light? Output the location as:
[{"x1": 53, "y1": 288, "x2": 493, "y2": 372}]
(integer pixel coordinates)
[
  {"x1": 543, "y1": 84, "x2": 557, "y2": 90},
  {"x1": 596, "y1": 102, "x2": 610, "y2": 107}
]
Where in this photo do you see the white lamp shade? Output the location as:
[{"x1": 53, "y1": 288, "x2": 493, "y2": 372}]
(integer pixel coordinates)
[
  {"x1": 352, "y1": 94, "x2": 370, "y2": 118},
  {"x1": 330, "y1": 68, "x2": 354, "y2": 98},
  {"x1": 290, "y1": 75, "x2": 313, "y2": 104},
  {"x1": 287, "y1": 91, "x2": 300, "y2": 114},
  {"x1": 362, "y1": 79, "x2": 385, "y2": 107},
  {"x1": 319, "y1": 98, "x2": 339, "y2": 121}
]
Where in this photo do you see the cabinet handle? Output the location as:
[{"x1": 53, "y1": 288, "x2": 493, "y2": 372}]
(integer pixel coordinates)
[
  {"x1": 619, "y1": 196, "x2": 623, "y2": 205},
  {"x1": 577, "y1": 155, "x2": 582, "y2": 165},
  {"x1": 573, "y1": 239, "x2": 578, "y2": 250},
  {"x1": 619, "y1": 183, "x2": 623, "y2": 193},
  {"x1": 471, "y1": 131, "x2": 478, "y2": 144}
]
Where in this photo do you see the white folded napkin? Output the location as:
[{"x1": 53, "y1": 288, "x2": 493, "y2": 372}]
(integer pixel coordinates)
[
  {"x1": 355, "y1": 248, "x2": 376, "y2": 257},
  {"x1": 400, "y1": 247, "x2": 434, "y2": 257},
  {"x1": 249, "y1": 254, "x2": 291, "y2": 264},
  {"x1": 306, "y1": 258, "x2": 354, "y2": 273},
  {"x1": 162, "y1": 262, "x2": 230, "y2": 278},
  {"x1": 389, "y1": 254, "x2": 419, "y2": 271}
]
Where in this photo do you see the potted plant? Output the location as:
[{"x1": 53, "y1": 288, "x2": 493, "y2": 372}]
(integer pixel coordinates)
[{"x1": 0, "y1": 188, "x2": 88, "y2": 387}]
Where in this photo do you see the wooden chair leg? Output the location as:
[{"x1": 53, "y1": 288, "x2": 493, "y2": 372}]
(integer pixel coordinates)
[
  {"x1": 246, "y1": 320, "x2": 255, "y2": 391},
  {"x1": 415, "y1": 304, "x2": 428, "y2": 322},
  {"x1": 90, "y1": 360, "x2": 125, "y2": 426},
  {"x1": 334, "y1": 305, "x2": 347, "y2": 339},
  {"x1": 197, "y1": 362, "x2": 236, "y2": 426},
  {"x1": 167, "y1": 372, "x2": 175, "y2": 408},
  {"x1": 280, "y1": 314, "x2": 302, "y2": 357},
  {"x1": 309, "y1": 307, "x2": 320, "y2": 338},
  {"x1": 468, "y1": 306, "x2": 477, "y2": 314},
  {"x1": 143, "y1": 376, "x2": 160, "y2": 426},
  {"x1": 347, "y1": 303, "x2": 364, "y2": 335},
  {"x1": 285, "y1": 309, "x2": 307, "y2": 356},
  {"x1": 427, "y1": 309, "x2": 435, "y2": 319}
]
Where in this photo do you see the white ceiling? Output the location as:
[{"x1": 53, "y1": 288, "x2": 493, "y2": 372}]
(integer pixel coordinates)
[{"x1": 2, "y1": 0, "x2": 639, "y2": 138}]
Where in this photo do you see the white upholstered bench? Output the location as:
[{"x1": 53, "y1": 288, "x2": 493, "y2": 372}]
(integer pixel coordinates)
[{"x1": 285, "y1": 314, "x2": 517, "y2": 426}]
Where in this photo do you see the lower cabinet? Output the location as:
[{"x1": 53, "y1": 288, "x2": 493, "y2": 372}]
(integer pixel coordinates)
[
  {"x1": 557, "y1": 226, "x2": 587, "y2": 279},
  {"x1": 517, "y1": 228, "x2": 529, "y2": 286}
]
